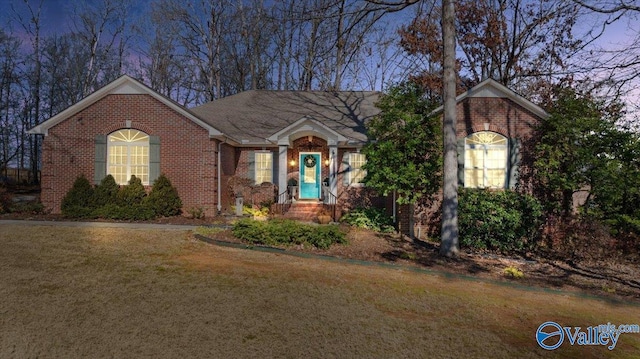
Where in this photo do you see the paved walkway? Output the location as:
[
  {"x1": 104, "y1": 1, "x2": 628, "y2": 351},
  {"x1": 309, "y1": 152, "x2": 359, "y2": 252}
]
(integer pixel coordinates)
[{"x1": 0, "y1": 219, "x2": 199, "y2": 231}]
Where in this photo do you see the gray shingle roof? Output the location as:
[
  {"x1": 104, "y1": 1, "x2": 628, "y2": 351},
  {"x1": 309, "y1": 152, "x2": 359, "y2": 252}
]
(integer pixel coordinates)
[{"x1": 190, "y1": 90, "x2": 381, "y2": 145}]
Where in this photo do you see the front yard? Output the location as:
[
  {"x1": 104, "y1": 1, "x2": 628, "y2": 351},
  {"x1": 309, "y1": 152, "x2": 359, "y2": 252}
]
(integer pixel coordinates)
[{"x1": 1, "y1": 224, "x2": 639, "y2": 358}]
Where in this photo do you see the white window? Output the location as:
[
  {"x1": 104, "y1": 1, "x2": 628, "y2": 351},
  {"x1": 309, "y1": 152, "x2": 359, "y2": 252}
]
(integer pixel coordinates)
[
  {"x1": 255, "y1": 152, "x2": 273, "y2": 184},
  {"x1": 464, "y1": 131, "x2": 507, "y2": 188},
  {"x1": 108, "y1": 129, "x2": 150, "y2": 185},
  {"x1": 349, "y1": 152, "x2": 366, "y2": 184}
]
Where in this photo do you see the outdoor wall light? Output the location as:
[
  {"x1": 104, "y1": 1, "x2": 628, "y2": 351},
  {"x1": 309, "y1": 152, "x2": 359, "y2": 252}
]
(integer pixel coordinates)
[
  {"x1": 324, "y1": 159, "x2": 330, "y2": 166},
  {"x1": 290, "y1": 159, "x2": 296, "y2": 166}
]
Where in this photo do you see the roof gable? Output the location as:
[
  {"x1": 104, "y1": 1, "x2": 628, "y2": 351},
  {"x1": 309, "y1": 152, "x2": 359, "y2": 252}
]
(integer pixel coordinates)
[
  {"x1": 28, "y1": 75, "x2": 224, "y2": 137},
  {"x1": 268, "y1": 117, "x2": 348, "y2": 146},
  {"x1": 190, "y1": 90, "x2": 380, "y2": 146},
  {"x1": 432, "y1": 78, "x2": 549, "y2": 119}
]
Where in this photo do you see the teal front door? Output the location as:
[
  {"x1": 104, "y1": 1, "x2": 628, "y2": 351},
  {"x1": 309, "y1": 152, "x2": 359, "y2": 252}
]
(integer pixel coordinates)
[{"x1": 299, "y1": 153, "x2": 321, "y2": 199}]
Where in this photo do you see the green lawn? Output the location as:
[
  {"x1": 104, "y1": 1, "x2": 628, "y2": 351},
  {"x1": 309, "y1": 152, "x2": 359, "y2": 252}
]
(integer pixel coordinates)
[{"x1": 0, "y1": 224, "x2": 638, "y2": 358}]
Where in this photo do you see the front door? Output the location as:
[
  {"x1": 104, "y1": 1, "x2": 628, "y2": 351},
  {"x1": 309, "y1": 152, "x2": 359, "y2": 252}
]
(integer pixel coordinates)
[{"x1": 299, "y1": 153, "x2": 321, "y2": 199}]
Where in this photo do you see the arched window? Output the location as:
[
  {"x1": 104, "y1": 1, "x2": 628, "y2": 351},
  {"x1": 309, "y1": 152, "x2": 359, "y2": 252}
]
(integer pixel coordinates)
[
  {"x1": 464, "y1": 131, "x2": 508, "y2": 188},
  {"x1": 108, "y1": 129, "x2": 150, "y2": 184}
]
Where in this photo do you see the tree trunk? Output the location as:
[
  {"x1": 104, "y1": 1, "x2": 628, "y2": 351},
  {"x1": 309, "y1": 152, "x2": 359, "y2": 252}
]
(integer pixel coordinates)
[{"x1": 439, "y1": 0, "x2": 459, "y2": 257}]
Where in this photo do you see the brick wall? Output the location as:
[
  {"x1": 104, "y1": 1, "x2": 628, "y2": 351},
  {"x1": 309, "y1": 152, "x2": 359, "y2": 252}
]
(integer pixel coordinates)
[
  {"x1": 397, "y1": 96, "x2": 543, "y2": 238},
  {"x1": 41, "y1": 94, "x2": 220, "y2": 216}
]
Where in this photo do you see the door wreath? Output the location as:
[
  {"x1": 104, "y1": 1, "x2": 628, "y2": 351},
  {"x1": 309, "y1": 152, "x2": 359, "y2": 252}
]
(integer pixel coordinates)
[{"x1": 303, "y1": 154, "x2": 317, "y2": 168}]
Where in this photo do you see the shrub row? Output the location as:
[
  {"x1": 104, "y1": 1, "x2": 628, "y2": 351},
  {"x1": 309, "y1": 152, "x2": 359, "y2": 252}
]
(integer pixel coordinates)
[
  {"x1": 458, "y1": 188, "x2": 544, "y2": 252},
  {"x1": 61, "y1": 174, "x2": 182, "y2": 220},
  {"x1": 232, "y1": 218, "x2": 347, "y2": 249}
]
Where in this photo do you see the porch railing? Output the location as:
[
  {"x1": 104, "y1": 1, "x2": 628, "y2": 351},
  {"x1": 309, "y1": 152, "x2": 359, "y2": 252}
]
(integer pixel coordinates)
[
  {"x1": 274, "y1": 189, "x2": 292, "y2": 216},
  {"x1": 322, "y1": 186, "x2": 338, "y2": 222}
]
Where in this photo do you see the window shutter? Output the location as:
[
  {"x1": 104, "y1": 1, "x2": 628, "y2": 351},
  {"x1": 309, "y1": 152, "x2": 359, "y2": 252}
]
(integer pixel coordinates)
[
  {"x1": 94, "y1": 135, "x2": 107, "y2": 184},
  {"x1": 248, "y1": 151, "x2": 255, "y2": 183},
  {"x1": 271, "y1": 151, "x2": 278, "y2": 185},
  {"x1": 342, "y1": 152, "x2": 350, "y2": 186},
  {"x1": 508, "y1": 138, "x2": 521, "y2": 189},
  {"x1": 149, "y1": 135, "x2": 160, "y2": 183},
  {"x1": 457, "y1": 138, "x2": 465, "y2": 187}
]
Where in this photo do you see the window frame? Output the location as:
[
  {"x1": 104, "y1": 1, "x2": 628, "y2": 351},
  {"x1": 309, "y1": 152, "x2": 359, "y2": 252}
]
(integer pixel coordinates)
[
  {"x1": 347, "y1": 152, "x2": 367, "y2": 186},
  {"x1": 107, "y1": 129, "x2": 150, "y2": 185},
  {"x1": 464, "y1": 131, "x2": 508, "y2": 189},
  {"x1": 254, "y1": 151, "x2": 273, "y2": 184}
]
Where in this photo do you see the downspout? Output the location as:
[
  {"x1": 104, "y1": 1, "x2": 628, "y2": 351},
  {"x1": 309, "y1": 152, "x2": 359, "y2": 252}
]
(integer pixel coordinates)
[
  {"x1": 217, "y1": 138, "x2": 227, "y2": 213},
  {"x1": 393, "y1": 190, "x2": 397, "y2": 225}
]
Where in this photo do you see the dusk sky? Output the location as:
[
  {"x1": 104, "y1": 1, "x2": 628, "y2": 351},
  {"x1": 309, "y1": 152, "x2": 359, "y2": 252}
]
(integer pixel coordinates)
[
  {"x1": 1, "y1": 0, "x2": 152, "y2": 37},
  {"x1": 2, "y1": 0, "x2": 638, "y2": 112}
]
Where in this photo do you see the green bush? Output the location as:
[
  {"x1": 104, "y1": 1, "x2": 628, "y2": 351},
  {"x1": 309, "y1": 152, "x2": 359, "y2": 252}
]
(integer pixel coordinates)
[
  {"x1": 94, "y1": 203, "x2": 156, "y2": 221},
  {"x1": 93, "y1": 174, "x2": 119, "y2": 207},
  {"x1": 340, "y1": 207, "x2": 395, "y2": 233},
  {"x1": 0, "y1": 186, "x2": 11, "y2": 214},
  {"x1": 9, "y1": 202, "x2": 45, "y2": 214},
  {"x1": 144, "y1": 174, "x2": 182, "y2": 217},
  {"x1": 118, "y1": 175, "x2": 146, "y2": 206},
  {"x1": 61, "y1": 175, "x2": 95, "y2": 218},
  {"x1": 232, "y1": 218, "x2": 346, "y2": 249},
  {"x1": 60, "y1": 174, "x2": 184, "y2": 221},
  {"x1": 458, "y1": 188, "x2": 543, "y2": 252}
]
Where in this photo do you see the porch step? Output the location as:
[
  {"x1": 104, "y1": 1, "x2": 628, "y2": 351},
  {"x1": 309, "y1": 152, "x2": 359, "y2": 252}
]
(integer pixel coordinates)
[{"x1": 282, "y1": 202, "x2": 324, "y2": 222}]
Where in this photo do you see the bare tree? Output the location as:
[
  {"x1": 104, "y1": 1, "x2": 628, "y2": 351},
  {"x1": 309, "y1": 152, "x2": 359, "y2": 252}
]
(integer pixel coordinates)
[
  {"x1": 13, "y1": 0, "x2": 44, "y2": 184},
  {"x1": 152, "y1": 0, "x2": 229, "y2": 103},
  {"x1": 70, "y1": 0, "x2": 130, "y2": 97},
  {"x1": 569, "y1": 0, "x2": 640, "y2": 126},
  {"x1": 0, "y1": 30, "x2": 23, "y2": 177}
]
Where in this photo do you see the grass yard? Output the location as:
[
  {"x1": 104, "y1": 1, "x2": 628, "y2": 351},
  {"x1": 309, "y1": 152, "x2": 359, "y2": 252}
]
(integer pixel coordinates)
[{"x1": 1, "y1": 224, "x2": 639, "y2": 358}]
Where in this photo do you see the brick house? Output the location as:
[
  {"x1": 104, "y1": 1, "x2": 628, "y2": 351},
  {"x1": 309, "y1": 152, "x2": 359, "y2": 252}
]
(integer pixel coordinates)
[{"x1": 29, "y1": 75, "x2": 547, "y2": 235}]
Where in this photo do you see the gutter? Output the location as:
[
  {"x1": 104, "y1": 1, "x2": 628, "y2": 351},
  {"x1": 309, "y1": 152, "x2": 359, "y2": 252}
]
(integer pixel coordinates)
[{"x1": 217, "y1": 138, "x2": 227, "y2": 213}]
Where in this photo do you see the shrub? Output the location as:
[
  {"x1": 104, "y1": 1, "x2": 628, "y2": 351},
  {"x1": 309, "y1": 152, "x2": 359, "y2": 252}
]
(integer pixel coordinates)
[
  {"x1": 144, "y1": 174, "x2": 182, "y2": 217},
  {"x1": 94, "y1": 203, "x2": 156, "y2": 221},
  {"x1": 61, "y1": 175, "x2": 95, "y2": 218},
  {"x1": 232, "y1": 218, "x2": 346, "y2": 249},
  {"x1": 187, "y1": 206, "x2": 205, "y2": 219},
  {"x1": 503, "y1": 266, "x2": 524, "y2": 279},
  {"x1": 458, "y1": 188, "x2": 543, "y2": 252},
  {"x1": 9, "y1": 202, "x2": 45, "y2": 214},
  {"x1": 340, "y1": 207, "x2": 395, "y2": 233},
  {"x1": 0, "y1": 186, "x2": 10, "y2": 214},
  {"x1": 93, "y1": 175, "x2": 119, "y2": 207},
  {"x1": 118, "y1": 175, "x2": 146, "y2": 206}
]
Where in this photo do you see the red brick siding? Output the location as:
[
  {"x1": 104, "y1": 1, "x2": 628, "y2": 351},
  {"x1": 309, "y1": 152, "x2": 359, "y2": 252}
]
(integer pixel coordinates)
[
  {"x1": 41, "y1": 94, "x2": 220, "y2": 216},
  {"x1": 398, "y1": 96, "x2": 543, "y2": 237}
]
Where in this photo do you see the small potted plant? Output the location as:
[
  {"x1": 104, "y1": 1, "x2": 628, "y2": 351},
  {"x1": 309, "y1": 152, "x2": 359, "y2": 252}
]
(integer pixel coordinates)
[{"x1": 317, "y1": 207, "x2": 332, "y2": 224}]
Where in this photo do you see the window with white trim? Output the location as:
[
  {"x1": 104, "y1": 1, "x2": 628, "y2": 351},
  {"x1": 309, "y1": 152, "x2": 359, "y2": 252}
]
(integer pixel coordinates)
[
  {"x1": 349, "y1": 152, "x2": 367, "y2": 184},
  {"x1": 464, "y1": 131, "x2": 507, "y2": 188},
  {"x1": 255, "y1": 152, "x2": 273, "y2": 184},
  {"x1": 108, "y1": 129, "x2": 150, "y2": 185}
]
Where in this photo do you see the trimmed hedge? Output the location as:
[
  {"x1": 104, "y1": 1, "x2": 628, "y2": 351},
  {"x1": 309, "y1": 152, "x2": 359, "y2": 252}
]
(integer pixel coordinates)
[
  {"x1": 61, "y1": 174, "x2": 182, "y2": 220},
  {"x1": 144, "y1": 174, "x2": 182, "y2": 217},
  {"x1": 232, "y1": 218, "x2": 347, "y2": 249},
  {"x1": 61, "y1": 175, "x2": 95, "y2": 218}
]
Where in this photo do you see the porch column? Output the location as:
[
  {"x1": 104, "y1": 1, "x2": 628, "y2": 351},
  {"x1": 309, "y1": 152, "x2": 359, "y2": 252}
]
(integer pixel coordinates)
[
  {"x1": 278, "y1": 144, "x2": 288, "y2": 203},
  {"x1": 329, "y1": 144, "x2": 338, "y2": 204}
]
